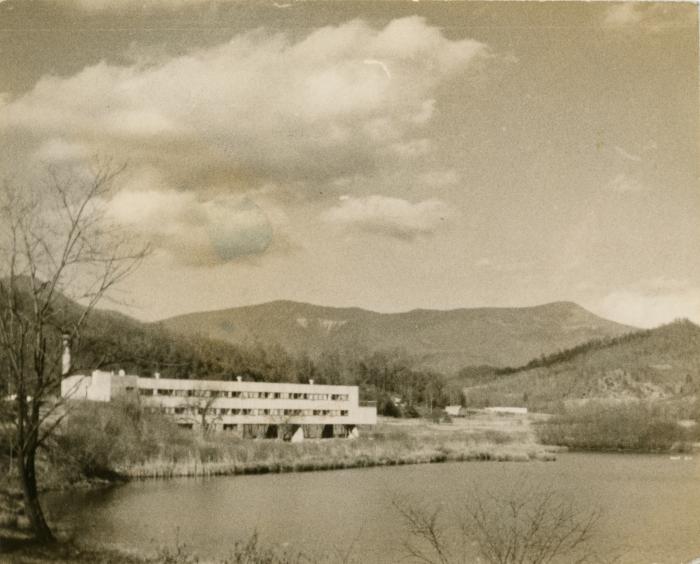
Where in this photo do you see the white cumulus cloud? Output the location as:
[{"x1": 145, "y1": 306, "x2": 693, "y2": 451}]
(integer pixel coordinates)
[
  {"x1": 0, "y1": 17, "x2": 487, "y2": 192},
  {"x1": 321, "y1": 194, "x2": 452, "y2": 240}
]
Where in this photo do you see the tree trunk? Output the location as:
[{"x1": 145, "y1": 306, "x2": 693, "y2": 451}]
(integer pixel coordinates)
[{"x1": 17, "y1": 445, "x2": 55, "y2": 542}]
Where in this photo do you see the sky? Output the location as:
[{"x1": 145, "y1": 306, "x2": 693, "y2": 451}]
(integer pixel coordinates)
[{"x1": 0, "y1": 1, "x2": 698, "y2": 328}]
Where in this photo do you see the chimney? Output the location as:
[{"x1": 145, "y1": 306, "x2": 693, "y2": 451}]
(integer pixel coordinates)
[
  {"x1": 309, "y1": 379, "x2": 314, "y2": 385},
  {"x1": 118, "y1": 369, "x2": 126, "y2": 377},
  {"x1": 154, "y1": 372, "x2": 160, "y2": 379},
  {"x1": 61, "y1": 333, "x2": 71, "y2": 376},
  {"x1": 236, "y1": 376, "x2": 243, "y2": 382}
]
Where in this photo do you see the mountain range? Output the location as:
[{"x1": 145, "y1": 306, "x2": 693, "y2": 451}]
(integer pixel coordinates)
[{"x1": 159, "y1": 300, "x2": 634, "y2": 373}]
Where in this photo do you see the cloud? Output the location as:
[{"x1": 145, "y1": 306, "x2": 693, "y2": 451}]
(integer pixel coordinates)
[
  {"x1": 597, "y1": 279, "x2": 700, "y2": 328},
  {"x1": 603, "y1": 3, "x2": 695, "y2": 33},
  {"x1": 0, "y1": 17, "x2": 487, "y2": 193},
  {"x1": 363, "y1": 59, "x2": 392, "y2": 79},
  {"x1": 606, "y1": 173, "x2": 646, "y2": 193},
  {"x1": 418, "y1": 169, "x2": 460, "y2": 187},
  {"x1": 388, "y1": 138, "x2": 432, "y2": 158},
  {"x1": 107, "y1": 188, "x2": 273, "y2": 265},
  {"x1": 34, "y1": 138, "x2": 91, "y2": 163},
  {"x1": 321, "y1": 194, "x2": 452, "y2": 240}
]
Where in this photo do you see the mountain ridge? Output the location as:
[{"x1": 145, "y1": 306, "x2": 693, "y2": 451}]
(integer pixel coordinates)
[
  {"x1": 156, "y1": 299, "x2": 592, "y2": 319},
  {"x1": 158, "y1": 300, "x2": 636, "y2": 373}
]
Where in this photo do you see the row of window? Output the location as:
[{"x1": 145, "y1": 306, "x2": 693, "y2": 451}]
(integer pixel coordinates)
[
  {"x1": 139, "y1": 388, "x2": 349, "y2": 401},
  {"x1": 161, "y1": 407, "x2": 349, "y2": 417}
]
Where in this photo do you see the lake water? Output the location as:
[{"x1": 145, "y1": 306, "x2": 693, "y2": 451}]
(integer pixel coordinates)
[{"x1": 44, "y1": 453, "x2": 700, "y2": 563}]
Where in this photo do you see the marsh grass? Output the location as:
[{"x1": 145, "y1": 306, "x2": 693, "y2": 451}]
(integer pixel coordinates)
[
  {"x1": 123, "y1": 427, "x2": 542, "y2": 479},
  {"x1": 42, "y1": 401, "x2": 549, "y2": 481}
]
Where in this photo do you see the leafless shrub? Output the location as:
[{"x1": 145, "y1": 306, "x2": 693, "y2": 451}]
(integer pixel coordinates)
[
  {"x1": 393, "y1": 498, "x2": 453, "y2": 564},
  {"x1": 394, "y1": 479, "x2": 604, "y2": 564}
]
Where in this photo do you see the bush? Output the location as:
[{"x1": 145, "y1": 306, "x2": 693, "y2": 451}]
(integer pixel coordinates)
[
  {"x1": 378, "y1": 396, "x2": 402, "y2": 418},
  {"x1": 393, "y1": 479, "x2": 602, "y2": 564},
  {"x1": 535, "y1": 400, "x2": 700, "y2": 452},
  {"x1": 50, "y1": 398, "x2": 184, "y2": 480}
]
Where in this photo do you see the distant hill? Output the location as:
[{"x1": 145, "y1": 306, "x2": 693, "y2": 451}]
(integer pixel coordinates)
[
  {"x1": 463, "y1": 319, "x2": 700, "y2": 410},
  {"x1": 159, "y1": 300, "x2": 634, "y2": 373},
  {"x1": 70, "y1": 307, "x2": 264, "y2": 380},
  {"x1": 0, "y1": 282, "x2": 303, "y2": 382}
]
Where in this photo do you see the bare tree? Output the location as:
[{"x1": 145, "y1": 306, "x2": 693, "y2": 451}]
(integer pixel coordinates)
[
  {"x1": 198, "y1": 393, "x2": 222, "y2": 436},
  {"x1": 461, "y1": 483, "x2": 602, "y2": 564},
  {"x1": 393, "y1": 498, "x2": 453, "y2": 564},
  {"x1": 394, "y1": 479, "x2": 604, "y2": 564},
  {"x1": 0, "y1": 161, "x2": 149, "y2": 541}
]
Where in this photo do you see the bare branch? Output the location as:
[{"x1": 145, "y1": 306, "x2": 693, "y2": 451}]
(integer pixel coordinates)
[
  {"x1": 393, "y1": 479, "x2": 605, "y2": 564},
  {"x1": 0, "y1": 161, "x2": 149, "y2": 541}
]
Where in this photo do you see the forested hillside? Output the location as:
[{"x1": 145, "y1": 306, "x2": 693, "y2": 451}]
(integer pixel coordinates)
[
  {"x1": 160, "y1": 300, "x2": 634, "y2": 372},
  {"x1": 463, "y1": 320, "x2": 700, "y2": 411},
  {"x1": 65, "y1": 305, "x2": 452, "y2": 413}
]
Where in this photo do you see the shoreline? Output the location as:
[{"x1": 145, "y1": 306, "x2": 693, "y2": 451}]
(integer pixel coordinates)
[
  {"x1": 2, "y1": 441, "x2": 559, "y2": 562},
  {"x1": 121, "y1": 441, "x2": 560, "y2": 480},
  {"x1": 1, "y1": 415, "x2": 560, "y2": 530},
  {"x1": 537, "y1": 444, "x2": 699, "y2": 456},
  {"x1": 2, "y1": 413, "x2": 558, "y2": 534}
]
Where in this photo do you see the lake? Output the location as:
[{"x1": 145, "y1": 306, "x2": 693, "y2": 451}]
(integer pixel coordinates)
[{"x1": 44, "y1": 453, "x2": 700, "y2": 563}]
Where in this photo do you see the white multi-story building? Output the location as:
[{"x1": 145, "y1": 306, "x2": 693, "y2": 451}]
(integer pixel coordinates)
[{"x1": 61, "y1": 370, "x2": 377, "y2": 441}]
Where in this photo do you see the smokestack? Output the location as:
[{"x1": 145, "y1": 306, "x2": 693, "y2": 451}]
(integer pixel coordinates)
[{"x1": 61, "y1": 333, "x2": 71, "y2": 376}]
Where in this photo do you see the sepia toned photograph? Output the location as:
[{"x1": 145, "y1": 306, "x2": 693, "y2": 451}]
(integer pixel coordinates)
[{"x1": 0, "y1": 1, "x2": 698, "y2": 562}]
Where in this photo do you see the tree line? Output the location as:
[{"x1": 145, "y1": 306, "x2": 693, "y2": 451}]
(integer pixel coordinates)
[{"x1": 73, "y1": 314, "x2": 455, "y2": 416}]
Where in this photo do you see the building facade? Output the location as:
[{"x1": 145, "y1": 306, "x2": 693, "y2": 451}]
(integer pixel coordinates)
[{"x1": 61, "y1": 370, "x2": 377, "y2": 440}]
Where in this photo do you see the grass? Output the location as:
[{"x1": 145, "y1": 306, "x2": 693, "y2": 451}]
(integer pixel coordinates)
[
  {"x1": 120, "y1": 416, "x2": 553, "y2": 480},
  {"x1": 35, "y1": 401, "x2": 555, "y2": 482}
]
